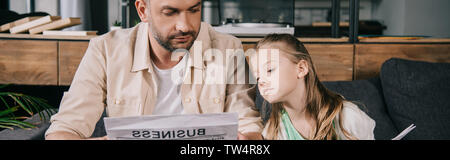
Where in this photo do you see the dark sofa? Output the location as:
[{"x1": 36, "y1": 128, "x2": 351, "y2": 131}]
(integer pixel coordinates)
[{"x1": 1, "y1": 58, "x2": 449, "y2": 140}]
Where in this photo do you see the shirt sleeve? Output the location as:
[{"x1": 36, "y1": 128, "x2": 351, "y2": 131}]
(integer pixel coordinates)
[
  {"x1": 223, "y1": 37, "x2": 263, "y2": 134},
  {"x1": 45, "y1": 37, "x2": 107, "y2": 139},
  {"x1": 338, "y1": 102, "x2": 376, "y2": 140}
]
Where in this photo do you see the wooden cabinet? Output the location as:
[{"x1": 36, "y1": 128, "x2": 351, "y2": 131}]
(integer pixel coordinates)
[
  {"x1": 59, "y1": 41, "x2": 89, "y2": 85},
  {"x1": 305, "y1": 44, "x2": 353, "y2": 81},
  {"x1": 1, "y1": 35, "x2": 450, "y2": 85},
  {"x1": 0, "y1": 39, "x2": 89, "y2": 86},
  {"x1": 0, "y1": 40, "x2": 58, "y2": 85},
  {"x1": 355, "y1": 44, "x2": 450, "y2": 80}
]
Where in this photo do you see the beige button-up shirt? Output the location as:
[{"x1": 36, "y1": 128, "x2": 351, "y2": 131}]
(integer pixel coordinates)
[{"x1": 45, "y1": 22, "x2": 263, "y2": 138}]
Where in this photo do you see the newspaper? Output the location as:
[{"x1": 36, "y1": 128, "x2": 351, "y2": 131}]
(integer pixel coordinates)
[{"x1": 104, "y1": 112, "x2": 238, "y2": 140}]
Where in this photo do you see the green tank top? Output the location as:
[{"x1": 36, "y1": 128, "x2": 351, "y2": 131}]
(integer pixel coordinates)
[
  {"x1": 281, "y1": 109, "x2": 305, "y2": 140},
  {"x1": 281, "y1": 109, "x2": 337, "y2": 140}
]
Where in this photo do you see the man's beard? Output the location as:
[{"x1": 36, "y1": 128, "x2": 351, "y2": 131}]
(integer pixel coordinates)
[{"x1": 150, "y1": 24, "x2": 197, "y2": 52}]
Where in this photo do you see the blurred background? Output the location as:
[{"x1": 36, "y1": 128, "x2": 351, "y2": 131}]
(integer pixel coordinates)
[{"x1": 1, "y1": 0, "x2": 449, "y2": 37}]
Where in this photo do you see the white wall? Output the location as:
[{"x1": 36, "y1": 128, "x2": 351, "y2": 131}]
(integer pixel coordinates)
[
  {"x1": 404, "y1": 0, "x2": 450, "y2": 37},
  {"x1": 35, "y1": 0, "x2": 58, "y2": 15},
  {"x1": 372, "y1": 0, "x2": 406, "y2": 35},
  {"x1": 373, "y1": 0, "x2": 450, "y2": 37},
  {"x1": 9, "y1": 0, "x2": 27, "y2": 14},
  {"x1": 108, "y1": 0, "x2": 122, "y2": 29},
  {"x1": 9, "y1": 0, "x2": 58, "y2": 15}
]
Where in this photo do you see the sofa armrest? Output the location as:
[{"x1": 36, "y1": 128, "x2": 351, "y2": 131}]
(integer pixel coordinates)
[{"x1": 0, "y1": 109, "x2": 56, "y2": 140}]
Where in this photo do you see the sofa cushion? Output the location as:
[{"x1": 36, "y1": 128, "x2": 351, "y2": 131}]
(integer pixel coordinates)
[
  {"x1": 324, "y1": 78, "x2": 399, "y2": 140},
  {"x1": 381, "y1": 58, "x2": 450, "y2": 140}
]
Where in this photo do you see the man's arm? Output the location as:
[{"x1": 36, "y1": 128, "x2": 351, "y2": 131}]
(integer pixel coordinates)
[
  {"x1": 238, "y1": 132, "x2": 263, "y2": 140},
  {"x1": 45, "y1": 37, "x2": 108, "y2": 140},
  {"x1": 46, "y1": 131, "x2": 107, "y2": 140},
  {"x1": 224, "y1": 37, "x2": 264, "y2": 140}
]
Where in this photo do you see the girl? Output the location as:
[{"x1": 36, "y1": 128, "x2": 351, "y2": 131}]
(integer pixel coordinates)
[{"x1": 249, "y1": 34, "x2": 375, "y2": 140}]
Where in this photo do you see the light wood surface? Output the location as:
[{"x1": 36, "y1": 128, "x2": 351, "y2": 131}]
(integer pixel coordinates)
[
  {"x1": 10, "y1": 16, "x2": 61, "y2": 34},
  {"x1": 29, "y1": 18, "x2": 81, "y2": 35},
  {"x1": 1, "y1": 36, "x2": 449, "y2": 85},
  {"x1": 0, "y1": 33, "x2": 96, "y2": 40},
  {"x1": 355, "y1": 44, "x2": 450, "y2": 80},
  {"x1": 58, "y1": 41, "x2": 89, "y2": 85},
  {"x1": 241, "y1": 37, "x2": 350, "y2": 43},
  {"x1": 359, "y1": 38, "x2": 450, "y2": 43},
  {"x1": 306, "y1": 44, "x2": 354, "y2": 81},
  {"x1": 0, "y1": 40, "x2": 58, "y2": 85},
  {"x1": 312, "y1": 22, "x2": 349, "y2": 27}
]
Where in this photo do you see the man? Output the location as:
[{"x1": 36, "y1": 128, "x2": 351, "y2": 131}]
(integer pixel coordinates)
[{"x1": 45, "y1": 0, "x2": 263, "y2": 140}]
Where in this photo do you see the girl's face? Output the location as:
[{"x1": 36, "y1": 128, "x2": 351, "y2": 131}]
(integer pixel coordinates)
[{"x1": 249, "y1": 44, "x2": 303, "y2": 103}]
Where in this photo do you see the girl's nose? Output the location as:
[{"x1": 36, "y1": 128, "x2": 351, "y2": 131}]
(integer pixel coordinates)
[{"x1": 258, "y1": 78, "x2": 268, "y2": 87}]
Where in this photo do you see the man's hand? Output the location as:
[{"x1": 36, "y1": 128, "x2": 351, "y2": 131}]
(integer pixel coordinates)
[
  {"x1": 46, "y1": 131, "x2": 108, "y2": 140},
  {"x1": 238, "y1": 132, "x2": 263, "y2": 140}
]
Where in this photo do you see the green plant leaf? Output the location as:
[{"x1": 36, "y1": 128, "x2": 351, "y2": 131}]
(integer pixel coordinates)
[
  {"x1": 0, "y1": 118, "x2": 35, "y2": 128},
  {"x1": 1, "y1": 91, "x2": 54, "y2": 128},
  {"x1": 10, "y1": 116, "x2": 30, "y2": 120},
  {"x1": 0, "y1": 96, "x2": 15, "y2": 118},
  {"x1": 27, "y1": 96, "x2": 53, "y2": 121},
  {"x1": 8, "y1": 95, "x2": 33, "y2": 115},
  {"x1": 0, "y1": 121, "x2": 32, "y2": 130},
  {"x1": 0, "y1": 84, "x2": 10, "y2": 89},
  {"x1": 0, "y1": 124, "x2": 14, "y2": 130},
  {"x1": 0, "y1": 106, "x2": 19, "y2": 117},
  {"x1": 22, "y1": 96, "x2": 42, "y2": 120}
]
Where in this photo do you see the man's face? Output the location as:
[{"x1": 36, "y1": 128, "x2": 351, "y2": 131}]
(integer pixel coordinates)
[{"x1": 147, "y1": 0, "x2": 202, "y2": 52}]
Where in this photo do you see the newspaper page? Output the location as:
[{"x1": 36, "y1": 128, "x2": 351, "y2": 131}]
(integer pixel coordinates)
[{"x1": 104, "y1": 112, "x2": 238, "y2": 140}]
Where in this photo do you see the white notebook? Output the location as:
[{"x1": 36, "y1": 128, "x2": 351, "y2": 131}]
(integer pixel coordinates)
[{"x1": 392, "y1": 124, "x2": 416, "y2": 140}]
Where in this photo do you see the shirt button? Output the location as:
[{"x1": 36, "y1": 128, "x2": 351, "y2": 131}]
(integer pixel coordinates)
[
  {"x1": 185, "y1": 98, "x2": 192, "y2": 103},
  {"x1": 213, "y1": 97, "x2": 220, "y2": 104}
]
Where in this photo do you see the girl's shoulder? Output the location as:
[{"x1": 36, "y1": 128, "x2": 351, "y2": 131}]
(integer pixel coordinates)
[{"x1": 337, "y1": 101, "x2": 376, "y2": 140}]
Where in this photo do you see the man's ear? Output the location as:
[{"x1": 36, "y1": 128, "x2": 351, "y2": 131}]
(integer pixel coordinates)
[
  {"x1": 297, "y1": 60, "x2": 309, "y2": 79},
  {"x1": 135, "y1": 0, "x2": 149, "y2": 22}
]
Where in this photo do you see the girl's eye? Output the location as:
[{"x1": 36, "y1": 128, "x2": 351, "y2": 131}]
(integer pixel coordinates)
[{"x1": 267, "y1": 69, "x2": 273, "y2": 73}]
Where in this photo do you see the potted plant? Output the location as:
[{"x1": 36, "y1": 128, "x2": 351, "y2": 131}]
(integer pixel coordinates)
[
  {"x1": 0, "y1": 84, "x2": 54, "y2": 131},
  {"x1": 111, "y1": 20, "x2": 122, "y2": 31}
]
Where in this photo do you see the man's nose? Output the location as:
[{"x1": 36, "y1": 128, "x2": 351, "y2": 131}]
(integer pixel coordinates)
[{"x1": 175, "y1": 13, "x2": 189, "y2": 33}]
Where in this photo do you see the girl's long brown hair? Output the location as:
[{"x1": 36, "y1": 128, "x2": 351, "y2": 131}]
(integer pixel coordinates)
[{"x1": 256, "y1": 34, "x2": 356, "y2": 140}]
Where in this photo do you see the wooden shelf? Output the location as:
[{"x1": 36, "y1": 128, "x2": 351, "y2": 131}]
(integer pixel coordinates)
[
  {"x1": 240, "y1": 37, "x2": 350, "y2": 43},
  {"x1": 0, "y1": 33, "x2": 96, "y2": 41},
  {"x1": 358, "y1": 38, "x2": 450, "y2": 43}
]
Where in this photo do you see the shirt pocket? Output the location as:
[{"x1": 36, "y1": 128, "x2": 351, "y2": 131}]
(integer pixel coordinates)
[{"x1": 106, "y1": 98, "x2": 141, "y2": 117}]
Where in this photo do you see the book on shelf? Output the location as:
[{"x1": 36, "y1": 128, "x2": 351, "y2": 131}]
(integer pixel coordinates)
[
  {"x1": 29, "y1": 17, "x2": 81, "y2": 35},
  {"x1": 0, "y1": 16, "x2": 43, "y2": 32},
  {"x1": 43, "y1": 30, "x2": 97, "y2": 36},
  {"x1": 10, "y1": 16, "x2": 61, "y2": 34}
]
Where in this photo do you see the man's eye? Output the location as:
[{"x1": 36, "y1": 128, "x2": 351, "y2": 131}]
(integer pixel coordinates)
[
  {"x1": 163, "y1": 10, "x2": 177, "y2": 16},
  {"x1": 189, "y1": 8, "x2": 200, "y2": 13}
]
